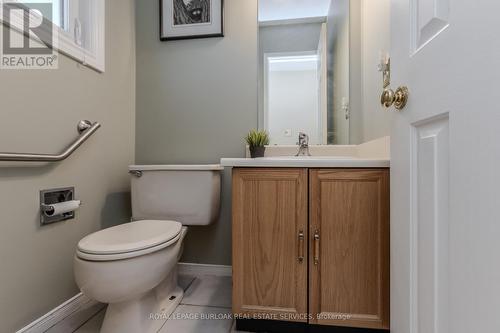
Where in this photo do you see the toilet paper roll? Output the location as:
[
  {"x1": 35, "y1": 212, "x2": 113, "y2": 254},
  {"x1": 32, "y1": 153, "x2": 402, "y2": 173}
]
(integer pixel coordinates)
[{"x1": 44, "y1": 200, "x2": 81, "y2": 216}]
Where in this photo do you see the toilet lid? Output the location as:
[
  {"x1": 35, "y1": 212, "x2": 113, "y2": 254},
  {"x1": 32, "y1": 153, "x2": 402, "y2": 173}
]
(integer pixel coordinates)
[{"x1": 77, "y1": 220, "x2": 182, "y2": 255}]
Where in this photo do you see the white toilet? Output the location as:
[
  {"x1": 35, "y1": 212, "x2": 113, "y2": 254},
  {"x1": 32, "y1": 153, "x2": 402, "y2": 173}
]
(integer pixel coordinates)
[{"x1": 74, "y1": 165, "x2": 223, "y2": 333}]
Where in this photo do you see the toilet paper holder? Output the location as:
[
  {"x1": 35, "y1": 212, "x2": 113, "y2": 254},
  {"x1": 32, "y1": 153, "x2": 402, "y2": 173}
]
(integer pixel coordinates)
[{"x1": 40, "y1": 187, "x2": 81, "y2": 226}]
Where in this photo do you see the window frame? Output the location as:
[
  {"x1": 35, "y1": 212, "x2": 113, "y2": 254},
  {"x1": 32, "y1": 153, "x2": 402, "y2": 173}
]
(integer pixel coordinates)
[{"x1": 1, "y1": 0, "x2": 105, "y2": 72}]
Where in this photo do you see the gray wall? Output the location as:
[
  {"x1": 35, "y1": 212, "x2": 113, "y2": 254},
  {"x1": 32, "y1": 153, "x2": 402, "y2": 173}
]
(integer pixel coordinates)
[
  {"x1": 0, "y1": 0, "x2": 136, "y2": 331},
  {"x1": 327, "y1": 0, "x2": 350, "y2": 144},
  {"x1": 349, "y1": 0, "x2": 392, "y2": 144},
  {"x1": 258, "y1": 22, "x2": 322, "y2": 130},
  {"x1": 360, "y1": 0, "x2": 392, "y2": 142},
  {"x1": 349, "y1": 0, "x2": 364, "y2": 144},
  {"x1": 135, "y1": 0, "x2": 258, "y2": 265}
]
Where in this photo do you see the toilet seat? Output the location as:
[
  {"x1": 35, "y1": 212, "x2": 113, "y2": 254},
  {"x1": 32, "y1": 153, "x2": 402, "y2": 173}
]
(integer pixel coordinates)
[{"x1": 76, "y1": 220, "x2": 182, "y2": 261}]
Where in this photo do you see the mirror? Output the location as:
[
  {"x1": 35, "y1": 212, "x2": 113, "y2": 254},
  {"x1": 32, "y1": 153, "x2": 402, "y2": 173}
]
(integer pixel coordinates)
[{"x1": 258, "y1": 0, "x2": 391, "y2": 145}]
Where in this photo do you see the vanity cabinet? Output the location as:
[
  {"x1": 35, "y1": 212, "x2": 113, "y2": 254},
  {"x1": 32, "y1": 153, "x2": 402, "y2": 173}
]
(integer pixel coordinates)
[
  {"x1": 232, "y1": 168, "x2": 389, "y2": 331},
  {"x1": 232, "y1": 168, "x2": 308, "y2": 322},
  {"x1": 309, "y1": 169, "x2": 389, "y2": 330}
]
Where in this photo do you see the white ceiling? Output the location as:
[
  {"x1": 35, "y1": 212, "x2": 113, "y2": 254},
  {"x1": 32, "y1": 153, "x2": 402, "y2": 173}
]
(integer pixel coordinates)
[{"x1": 258, "y1": 0, "x2": 332, "y2": 22}]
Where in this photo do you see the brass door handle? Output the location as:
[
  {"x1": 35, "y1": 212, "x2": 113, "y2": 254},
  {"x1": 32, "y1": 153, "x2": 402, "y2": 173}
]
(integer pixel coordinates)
[
  {"x1": 381, "y1": 86, "x2": 409, "y2": 110},
  {"x1": 313, "y1": 230, "x2": 320, "y2": 265},
  {"x1": 378, "y1": 55, "x2": 409, "y2": 111},
  {"x1": 298, "y1": 231, "x2": 305, "y2": 262}
]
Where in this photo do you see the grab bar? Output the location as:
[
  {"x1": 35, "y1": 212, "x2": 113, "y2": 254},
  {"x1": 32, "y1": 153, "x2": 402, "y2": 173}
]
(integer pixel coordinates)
[{"x1": 0, "y1": 120, "x2": 101, "y2": 162}]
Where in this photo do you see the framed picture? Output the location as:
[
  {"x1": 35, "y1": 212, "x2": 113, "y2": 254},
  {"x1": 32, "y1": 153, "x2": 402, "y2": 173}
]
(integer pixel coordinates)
[{"x1": 160, "y1": 0, "x2": 224, "y2": 41}]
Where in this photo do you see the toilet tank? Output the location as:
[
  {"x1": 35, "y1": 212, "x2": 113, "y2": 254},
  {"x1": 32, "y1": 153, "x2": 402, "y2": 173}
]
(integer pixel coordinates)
[{"x1": 129, "y1": 165, "x2": 223, "y2": 225}]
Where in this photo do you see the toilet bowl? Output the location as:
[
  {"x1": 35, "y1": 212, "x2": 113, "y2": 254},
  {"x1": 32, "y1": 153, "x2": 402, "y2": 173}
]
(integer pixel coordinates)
[{"x1": 74, "y1": 165, "x2": 223, "y2": 333}]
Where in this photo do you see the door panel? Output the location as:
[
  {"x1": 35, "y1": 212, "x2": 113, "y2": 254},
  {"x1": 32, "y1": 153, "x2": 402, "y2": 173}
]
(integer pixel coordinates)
[
  {"x1": 412, "y1": 115, "x2": 449, "y2": 333},
  {"x1": 411, "y1": 0, "x2": 450, "y2": 53},
  {"x1": 392, "y1": 0, "x2": 500, "y2": 332},
  {"x1": 309, "y1": 169, "x2": 389, "y2": 329},
  {"x1": 232, "y1": 168, "x2": 308, "y2": 322}
]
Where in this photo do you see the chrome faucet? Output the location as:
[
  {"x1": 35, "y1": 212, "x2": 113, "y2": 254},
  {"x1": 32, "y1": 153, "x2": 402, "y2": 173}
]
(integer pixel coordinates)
[{"x1": 296, "y1": 132, "x2": 311, "y2": 156}]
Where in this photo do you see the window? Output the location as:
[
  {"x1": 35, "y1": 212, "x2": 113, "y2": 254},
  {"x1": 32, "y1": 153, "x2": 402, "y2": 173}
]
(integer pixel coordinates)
[
  {"x1": 23, "y1": 0, "x2": 63, "y2": 27},
  {"x1": 2, "y1": 0, "x2": 105, "y2": 72}
]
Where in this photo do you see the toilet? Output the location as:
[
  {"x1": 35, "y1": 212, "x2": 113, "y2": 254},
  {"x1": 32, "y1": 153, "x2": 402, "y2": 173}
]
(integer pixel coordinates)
[{"x1": 73, "y1": 165, "x2": 223, "y2": 333}]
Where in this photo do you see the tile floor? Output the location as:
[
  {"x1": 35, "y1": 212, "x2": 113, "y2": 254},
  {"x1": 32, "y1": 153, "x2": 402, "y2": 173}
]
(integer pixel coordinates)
[{"x1": 49, "y1": 274, "x2": 249, "y2": 333}]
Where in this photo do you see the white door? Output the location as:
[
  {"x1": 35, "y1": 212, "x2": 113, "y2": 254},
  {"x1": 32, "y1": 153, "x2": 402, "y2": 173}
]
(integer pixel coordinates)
[{"x1": 391, "y1": 0, "x2": 500, "y2": 332}]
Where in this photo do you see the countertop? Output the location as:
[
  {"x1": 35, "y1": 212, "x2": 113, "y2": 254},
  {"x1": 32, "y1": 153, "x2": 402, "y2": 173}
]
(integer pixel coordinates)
[
  {"x1": 220, "y1": 156, "x2": 390, "y2": 168},
  {"x1": 221, "y1": 137, "x2": 391, "y2": 168}
]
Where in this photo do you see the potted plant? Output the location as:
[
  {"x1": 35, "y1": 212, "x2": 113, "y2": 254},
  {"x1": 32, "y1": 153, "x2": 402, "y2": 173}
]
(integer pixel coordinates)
[{"x1": 245, "y1": 130, "x2": 270, "y2": 158}]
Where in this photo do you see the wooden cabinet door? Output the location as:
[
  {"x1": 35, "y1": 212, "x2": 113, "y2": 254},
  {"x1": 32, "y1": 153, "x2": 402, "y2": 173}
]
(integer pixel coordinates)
[
  {"x1": 309, "y1": 169, "x2": 390, "y2": 329},
  {"x1": 232, "y1": 168, "x2": 308, "y2": 322}
]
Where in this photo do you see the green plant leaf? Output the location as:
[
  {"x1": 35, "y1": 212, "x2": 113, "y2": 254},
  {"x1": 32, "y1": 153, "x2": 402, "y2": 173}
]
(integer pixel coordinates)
[{"x1": 245, "y1": 129, "x2": 270, "y2": 147}]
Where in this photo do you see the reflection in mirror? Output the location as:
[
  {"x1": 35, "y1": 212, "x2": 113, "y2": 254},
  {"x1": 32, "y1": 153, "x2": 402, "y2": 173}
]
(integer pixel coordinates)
[{"x1": 258, "y1": 0, "x2": 391, "y2": 145}]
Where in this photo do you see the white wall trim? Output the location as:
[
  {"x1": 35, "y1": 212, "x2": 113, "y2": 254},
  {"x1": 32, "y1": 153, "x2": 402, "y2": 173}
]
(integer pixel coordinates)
[
  {"x1": 259, "y1": 16, "x2": 327, "y2": 27},
  {"x1": 16, "y1": 293, "x2": 99, "y2": 333},
  {"x1": 178, "y1": 262, "x2": 232, "y2": 277},
  {"x1": 16, "y1": 264, "x2": 231, "y2": 333}
]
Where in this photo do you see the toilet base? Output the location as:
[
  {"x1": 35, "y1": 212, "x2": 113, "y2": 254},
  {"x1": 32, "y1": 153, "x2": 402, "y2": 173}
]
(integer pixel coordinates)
[
  {"x1": 100, "y1": 286, "x2": 183, "y2": 333},
  {"x1": 100, "y1": 265, "x2": 184, "y2": 333}
]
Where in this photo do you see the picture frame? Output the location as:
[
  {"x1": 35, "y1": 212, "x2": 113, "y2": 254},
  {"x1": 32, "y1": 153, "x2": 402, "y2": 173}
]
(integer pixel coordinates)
[{"x1": 160, "y1": 0, "x2": 224, "y2": 41}]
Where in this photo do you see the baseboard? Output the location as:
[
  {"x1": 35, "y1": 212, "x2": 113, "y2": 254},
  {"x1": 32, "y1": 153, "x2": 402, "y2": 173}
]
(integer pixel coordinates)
[
  {"x1": 16, "y1": 264, "x2": 231, "y2": 333},
  {"x1": 16, "y1": 293, "x2": 101, "y2": 333},
  {"x1": 178, "y1": 262, "x2": 232, "y2": 277}
]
